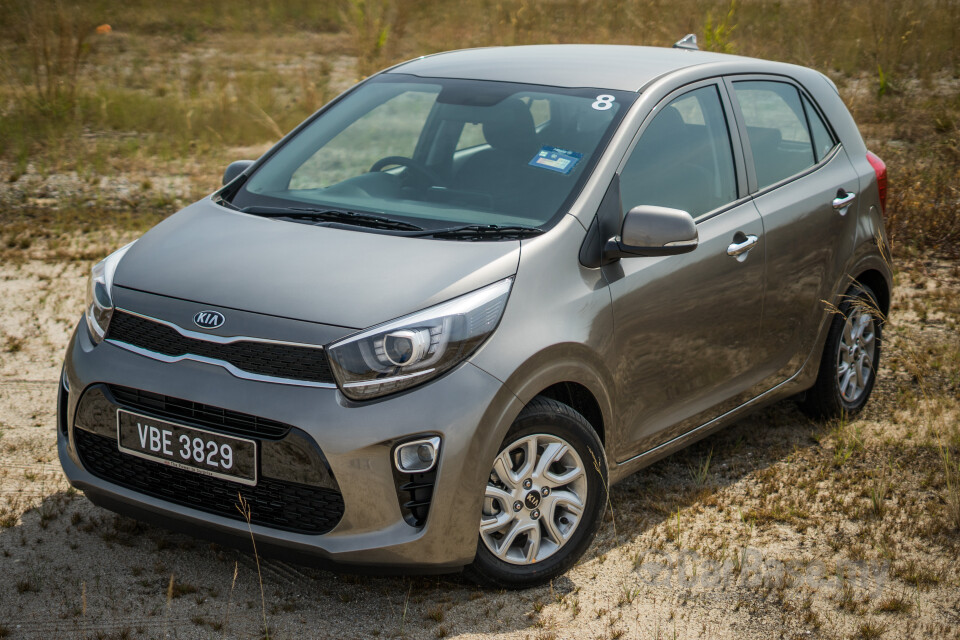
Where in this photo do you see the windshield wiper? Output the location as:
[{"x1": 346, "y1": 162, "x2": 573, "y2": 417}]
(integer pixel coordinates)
[
  {"x1": 219, "y1": 201, "x2": 542, "y2": 239},
  {"x1": 419, "y1": 224, "x2": 545, "y2": 240},
  {"x1": 238, "y1": 206, "x2": 423, "y2": 232}
]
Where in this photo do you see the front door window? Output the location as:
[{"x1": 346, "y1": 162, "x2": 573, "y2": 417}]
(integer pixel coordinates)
[{"x1": 619, "y1": 85, "x2": 737, "y2": 218}]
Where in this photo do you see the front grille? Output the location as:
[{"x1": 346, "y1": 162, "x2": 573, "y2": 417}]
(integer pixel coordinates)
[
  {"x1": 108, "y1": 385, "x2": 291, "y2": 440},
  {"x1": 106, "y1": 311, "x2": 336, "y2": 385},
  {"x1": 75, "y1": 429, "x2": 344, "y2": 535}
]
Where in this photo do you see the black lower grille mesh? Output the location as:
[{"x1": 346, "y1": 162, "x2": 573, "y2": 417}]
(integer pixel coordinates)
[
  {"x1": 394, "y1": 467, "x2": 437, "y2": 528},
  {"x1": 108, "y1": 385, "x2": 291, "y2": 440},
  {"x1": 75, "y1": 429, "x2": 344, "y2": 535},
  {"x1": 106, "y1": 311, "x2": 335, "y2": 384}
]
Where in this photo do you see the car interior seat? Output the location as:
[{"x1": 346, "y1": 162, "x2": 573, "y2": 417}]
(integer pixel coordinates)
[{"x1": 453, "y1": 97, "x2": 541, "y2": 194}]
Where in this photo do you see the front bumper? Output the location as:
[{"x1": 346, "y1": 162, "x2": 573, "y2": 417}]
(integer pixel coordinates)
[{"x1": 60, "y1": 317, "x2": 522, "y2": 571}]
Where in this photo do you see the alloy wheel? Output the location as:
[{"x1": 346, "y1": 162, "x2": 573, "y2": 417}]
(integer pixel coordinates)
[
  {"x1": 480, "y1": 433, "x2": 589, "y2": 565},
  {"x1": 836, "y1": 303, "x2": 877, "y2": 403}
]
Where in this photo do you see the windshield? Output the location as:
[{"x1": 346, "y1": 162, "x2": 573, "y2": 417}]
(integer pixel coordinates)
[{"x1": 230, "y1": 74, "x2": 635, "y2": 231}]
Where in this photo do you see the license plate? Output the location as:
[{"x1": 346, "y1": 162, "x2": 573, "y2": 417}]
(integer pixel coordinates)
[{"x1": 116, "y1": 409, "x2": 257, "y2": 486}]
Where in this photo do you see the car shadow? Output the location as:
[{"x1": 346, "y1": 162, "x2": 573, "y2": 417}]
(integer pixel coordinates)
[{"x1": 603, "y1": 399, "x2": 826, "y2": 544}]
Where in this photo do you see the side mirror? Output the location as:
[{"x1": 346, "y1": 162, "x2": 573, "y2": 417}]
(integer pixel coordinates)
[
  {"x1": 604, "y1": 205, "x2": 699, "y2": 259},
  {"x1": 222, "y1": 160, "x2": 254, "y2": 186}
]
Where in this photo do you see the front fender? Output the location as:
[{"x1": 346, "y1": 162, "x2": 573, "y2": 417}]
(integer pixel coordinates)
[
  {"x1": 470, "y1": 214, "x2": 619, "y2": 464},
  {"x1": 491, "y1": 342, "x2": 617, "y2": 461}
]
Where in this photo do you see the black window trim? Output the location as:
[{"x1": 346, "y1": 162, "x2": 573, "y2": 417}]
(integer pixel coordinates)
[
  {"x1": 722, "y1": 73, "x2": 843, "y2": 197},
  {"x1": 799, "y1": 91, "x2": 839, "y2": 163}
]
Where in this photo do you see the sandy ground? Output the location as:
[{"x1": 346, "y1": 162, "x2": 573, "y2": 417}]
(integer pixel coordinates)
[{"x1": 0, "y1": 249, "x2": 958, "y2": 639}]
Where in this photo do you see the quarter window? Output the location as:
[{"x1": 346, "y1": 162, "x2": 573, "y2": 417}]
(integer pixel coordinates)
[
  {"x1": 619, "y1": 85, "x2": 737, "y2": 218},
  {"x1": 733, "y1": 81, "x2": 816, "y2": 189}
]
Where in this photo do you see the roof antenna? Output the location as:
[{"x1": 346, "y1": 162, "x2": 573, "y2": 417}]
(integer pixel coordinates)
[{"x1": 673, "y1": 34, "x2": 699, "y2": 51}]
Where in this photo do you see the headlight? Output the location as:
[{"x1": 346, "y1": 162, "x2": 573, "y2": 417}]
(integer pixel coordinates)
[
  {"x1": 327, "y1": 278, "x2": 513, "y2": 400},
  {"x1": 84, "y1": 242, "x2": 135, "y2": 344}
]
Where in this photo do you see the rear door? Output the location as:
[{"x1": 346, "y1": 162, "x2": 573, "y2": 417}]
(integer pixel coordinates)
[
  {"x1": 726, "y1": 78, "x2": 861, "y2": 387},
  {"x1": 604, "y1": 81, "x2": 767, "y2": 461}
]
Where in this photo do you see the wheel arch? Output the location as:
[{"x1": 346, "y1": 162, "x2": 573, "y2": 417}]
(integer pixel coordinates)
[
  {"x1": 498, "y1": 343, "x2": 616, "y2": 461},
  {"x1": 534, "y1": 382, "x2": 605, "y2": 447},
  {"x1": 852, "y1": 268, "x2": 891, "y2": 318}
]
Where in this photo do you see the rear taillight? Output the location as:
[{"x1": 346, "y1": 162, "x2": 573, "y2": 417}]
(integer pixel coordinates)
[{"x1": 866, "y1": 151, "x2": 887, "y2": 214}]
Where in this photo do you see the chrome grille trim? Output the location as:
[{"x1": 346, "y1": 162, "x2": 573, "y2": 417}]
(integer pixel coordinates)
[
  {"x1": 106, "y1": 340, "x2": 337, "y2": 388},
  {"x1": 106, "y1": 308, "x2": 338, "y2": 389}
]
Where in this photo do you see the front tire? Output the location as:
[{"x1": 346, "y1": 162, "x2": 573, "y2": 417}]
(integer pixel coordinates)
[
  {"x1": 467, "y1": 397, "x2": 607, "y2": 589},
  {"x1": 801, "y1": 284, "x2": 883, "y2": 418}
]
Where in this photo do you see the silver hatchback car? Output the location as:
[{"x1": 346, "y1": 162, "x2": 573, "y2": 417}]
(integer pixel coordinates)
[{"x1": 59, "y1": 43, "x2": 891, "y2": 588}]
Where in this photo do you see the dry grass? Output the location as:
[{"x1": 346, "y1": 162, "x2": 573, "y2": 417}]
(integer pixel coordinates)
[
  {"x1": 0, "y1": 0, "x2": 958, "y2": 255},
  {"x1": 6, "y1": 0, "x2": 97, "y2": 117}
]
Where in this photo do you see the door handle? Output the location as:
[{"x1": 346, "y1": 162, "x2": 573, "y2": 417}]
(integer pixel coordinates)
[
  {"x1": 727, "y1": 234, "x2": 758, "y2": 257},
  {"x1": 832, "y1": 190, "x2": 857, "y2": 211}
]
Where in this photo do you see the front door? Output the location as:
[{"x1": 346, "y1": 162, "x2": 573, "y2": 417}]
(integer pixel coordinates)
[{"x1": 603, "y1": 82, "x2": 767, "y2": 462}]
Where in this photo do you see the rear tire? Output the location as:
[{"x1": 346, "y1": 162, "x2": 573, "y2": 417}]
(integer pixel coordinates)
[
  {"x1": 466, "y1": 397, "x2": 606, "y2": 589},
  {"x1": 801, "y1": 284, "x2": 883, "y2": 418}
]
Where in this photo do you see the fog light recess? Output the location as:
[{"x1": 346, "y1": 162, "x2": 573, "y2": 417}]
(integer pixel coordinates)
[{"x1": 394, "y1": 436, "x2": 441, "y2": 473}]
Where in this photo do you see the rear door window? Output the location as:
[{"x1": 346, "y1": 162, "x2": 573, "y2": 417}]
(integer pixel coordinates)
[{"x1": 733, "y1": 81, "x2": 816, "y2": 189}]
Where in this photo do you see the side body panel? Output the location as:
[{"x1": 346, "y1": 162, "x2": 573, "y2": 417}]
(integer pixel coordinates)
[
  {"x1": 604, "y1": 202, "x2": 765, "y2": 461},
  {"x1": 475, "y1": 60, "x2": 892, "y2": 484},
  {"x1": 750, "y1": 148, "x2": 861, "y2": 385},
  {"x1": 597, "y1": 77, "x2": 767, "y2": 461}
]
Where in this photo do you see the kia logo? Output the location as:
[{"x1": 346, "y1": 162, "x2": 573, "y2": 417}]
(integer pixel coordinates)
[
  {"x1": 524, "y1": 491, "x2": 541, "y2": 509},
  {"x1": 193, "y1": 310, "x2": 225, "y2": 329}
]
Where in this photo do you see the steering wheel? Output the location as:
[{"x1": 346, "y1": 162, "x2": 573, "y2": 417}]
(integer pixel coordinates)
[{"x1": 369, "y1": 156, "x2": 445, "y2": 188}]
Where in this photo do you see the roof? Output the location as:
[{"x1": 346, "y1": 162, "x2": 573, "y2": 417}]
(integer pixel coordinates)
[{"x1": 388, "y1": 45, "x2": 745, "y2": 92}]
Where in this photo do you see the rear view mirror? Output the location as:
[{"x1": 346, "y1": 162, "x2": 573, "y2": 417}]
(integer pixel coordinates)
[
  {"x1": 222, "y1": 160, "x2": 254, "y2": 186},
  {"x1": 604, "y1": 205, "x2": 699, "y2": 259}
]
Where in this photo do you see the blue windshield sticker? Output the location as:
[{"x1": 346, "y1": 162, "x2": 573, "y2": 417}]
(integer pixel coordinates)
[{"x1": 528, "y1": 146, "x2": 582, "y2": 175}]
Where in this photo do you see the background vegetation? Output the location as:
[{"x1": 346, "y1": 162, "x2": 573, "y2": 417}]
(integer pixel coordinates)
[{"x1": 0, "y1": 0, "x2": 958, "y2": 256}]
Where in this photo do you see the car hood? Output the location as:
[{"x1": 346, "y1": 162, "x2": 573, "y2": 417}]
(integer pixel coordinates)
[{"x1": 113, "y1": 199, "x2": 521, "y2": 329}]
